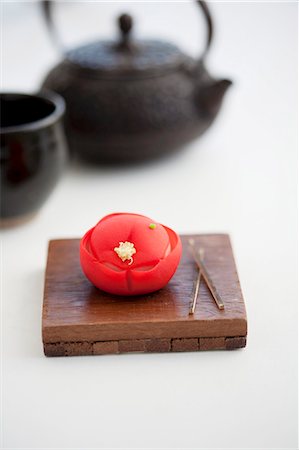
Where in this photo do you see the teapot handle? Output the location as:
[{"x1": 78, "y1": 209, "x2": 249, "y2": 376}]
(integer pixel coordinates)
[
  {"x1": 196, "y1": 1, "x2": 213, "y2": 59},
  {"x1": 41, "y1": 0, "x2": 213, "y2": 57},
  {"x1": 41, "y1": 1, "x2": 64, "y2": 53}
]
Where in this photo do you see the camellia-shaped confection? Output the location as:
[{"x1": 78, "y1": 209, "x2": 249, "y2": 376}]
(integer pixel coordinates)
[{"x1": 80, "y1": 213, "x2": 182, "y2": 296}]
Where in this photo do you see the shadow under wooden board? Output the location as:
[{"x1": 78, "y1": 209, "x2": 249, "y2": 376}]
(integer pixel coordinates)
[{"x1": 42, "y1": 235, "x2": 247, "y2": 357}]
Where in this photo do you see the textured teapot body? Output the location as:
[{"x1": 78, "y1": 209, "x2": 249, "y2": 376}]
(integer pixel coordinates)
[{"x1": 43, "y1": 60, "x2": 229, "y2": 162}]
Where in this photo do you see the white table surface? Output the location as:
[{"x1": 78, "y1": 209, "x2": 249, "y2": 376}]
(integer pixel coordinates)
[{"x1": 1, "y1": 1, "x2": 298, "y2": 449}]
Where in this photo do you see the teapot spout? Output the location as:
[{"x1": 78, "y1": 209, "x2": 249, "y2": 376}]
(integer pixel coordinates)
[{"x1": 197, "y1": 78, "x2": 232, "y2": 118}]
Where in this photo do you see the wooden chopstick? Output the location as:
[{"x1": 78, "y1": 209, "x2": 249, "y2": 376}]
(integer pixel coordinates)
[
  {"x1": 189, "y1": 269, "x2": 201, "y2": 314},
  {"x1": 189, "y1": 239, "x2": 225, "y2": 310}
]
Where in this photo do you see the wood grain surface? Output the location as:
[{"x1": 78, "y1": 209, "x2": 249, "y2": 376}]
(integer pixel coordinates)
[{"x1": 42, "y1": 235, "x2": 247, "y2": 356}]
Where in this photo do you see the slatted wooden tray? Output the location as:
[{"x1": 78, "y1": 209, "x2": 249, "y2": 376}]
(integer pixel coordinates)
[{"x1": 42, "y1": 235, "x2": 247, "y2": 356}]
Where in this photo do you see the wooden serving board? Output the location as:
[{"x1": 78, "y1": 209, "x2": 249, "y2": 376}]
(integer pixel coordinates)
[{"x1": 42, "y1": 235, "x2": 247, "y2": 356}]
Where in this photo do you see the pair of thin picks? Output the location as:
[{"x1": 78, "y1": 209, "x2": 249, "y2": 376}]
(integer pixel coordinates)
[{"x1": 188, "y1": 238, "x2": 224, "y2": 314}]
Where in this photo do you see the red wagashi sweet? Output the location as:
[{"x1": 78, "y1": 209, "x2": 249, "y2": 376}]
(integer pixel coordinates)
[{"x1": 80, "y1": 212, "x2": 182, "y2": 296}]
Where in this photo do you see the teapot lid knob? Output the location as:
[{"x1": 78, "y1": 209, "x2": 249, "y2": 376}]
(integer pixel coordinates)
[
  {"x1": 119, "y1": 14, "x2": 133, "y2": 35},
  {"x1": 118, "y1": 13, "x2": 134, "y2": 49}
]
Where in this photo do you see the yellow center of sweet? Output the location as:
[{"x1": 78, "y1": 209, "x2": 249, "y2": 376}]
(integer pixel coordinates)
[{"x1": 114, "y1": 241, "x2": 136, "y2": 265}]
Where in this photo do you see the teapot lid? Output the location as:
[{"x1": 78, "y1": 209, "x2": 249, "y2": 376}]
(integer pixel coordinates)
[{"x1": 65, "y1": 14, "x2": 190, "y2": 78}]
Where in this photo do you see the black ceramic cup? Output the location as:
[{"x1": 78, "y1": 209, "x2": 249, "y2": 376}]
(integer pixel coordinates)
[{"x1": 0, "y1": 91, "x2": 68, "y2": 226}]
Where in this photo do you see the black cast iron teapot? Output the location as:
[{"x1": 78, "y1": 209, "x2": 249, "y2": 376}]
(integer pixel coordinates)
[{"x1": 41, "y1": 1, "x2": 232, "y2": 163}]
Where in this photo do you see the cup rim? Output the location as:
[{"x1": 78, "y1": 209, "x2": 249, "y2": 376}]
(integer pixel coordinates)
[{"x1": 0, "y1": 90, "x2": 66, "y2": 134}]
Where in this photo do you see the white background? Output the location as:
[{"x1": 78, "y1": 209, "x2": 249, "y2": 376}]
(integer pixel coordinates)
[{"x1": 1, "y1": 1, "x2": 298, "y2": 449}]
